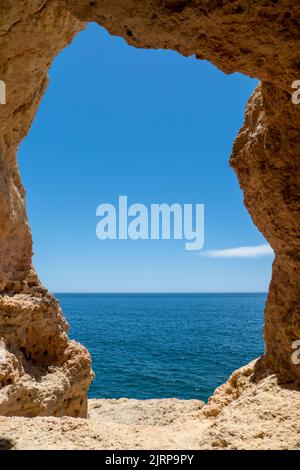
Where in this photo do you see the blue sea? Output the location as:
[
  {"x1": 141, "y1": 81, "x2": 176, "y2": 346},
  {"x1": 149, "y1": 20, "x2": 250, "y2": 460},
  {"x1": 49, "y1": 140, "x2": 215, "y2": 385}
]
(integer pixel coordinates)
[{"x1": 57, "y1": 293, "x2": 265, "y2": 402}]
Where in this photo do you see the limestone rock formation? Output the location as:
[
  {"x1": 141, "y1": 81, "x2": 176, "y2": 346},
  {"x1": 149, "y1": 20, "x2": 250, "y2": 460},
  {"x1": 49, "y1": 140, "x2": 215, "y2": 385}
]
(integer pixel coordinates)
[
  {"x1": 0, "y1": 0, "x2": 299, "y2": 421},
  {"x1": 231, "y1": 82, "x2": 300, "y2": 384},
  {"x1": 0, "y1": 361, "x2": 299, "y2": 449},
  {"x1": 0, "y1": 1, "x2": 92, "y2": 416}
]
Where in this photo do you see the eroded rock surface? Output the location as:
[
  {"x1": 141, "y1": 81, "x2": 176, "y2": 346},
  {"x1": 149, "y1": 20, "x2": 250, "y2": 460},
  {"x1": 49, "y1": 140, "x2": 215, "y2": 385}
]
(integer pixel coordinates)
[
  {"x1": 231, "y1": 83, "x2": 300, "y2": 383},
  {"x1": 0, "y1": 0, "x2": 299, "y2": 419},
  {"x1": 0, "y1": 1, "x2": 92, "y2": 416},
  {"x1": 0, "y1": 361, "x2": 299, "y2": 449}
]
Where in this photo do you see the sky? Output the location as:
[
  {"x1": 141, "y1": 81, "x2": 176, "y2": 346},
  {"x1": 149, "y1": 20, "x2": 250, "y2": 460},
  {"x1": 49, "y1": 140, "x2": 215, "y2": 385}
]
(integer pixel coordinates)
[{"x1": 18, "y1": 23, "x2": 274, "y2": 293}]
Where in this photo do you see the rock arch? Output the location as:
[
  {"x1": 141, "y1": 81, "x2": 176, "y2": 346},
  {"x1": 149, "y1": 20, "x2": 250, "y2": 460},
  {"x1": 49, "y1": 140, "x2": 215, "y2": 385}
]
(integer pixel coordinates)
[{"x1": 0, "y1": 0, "x2": 299, "y2": 416}]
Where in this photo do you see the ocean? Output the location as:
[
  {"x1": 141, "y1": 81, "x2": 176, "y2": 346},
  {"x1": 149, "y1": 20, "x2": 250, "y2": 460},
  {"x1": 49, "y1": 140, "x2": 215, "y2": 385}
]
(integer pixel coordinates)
[{"x1": 57, "y1": 293, "x2": 265, "y2": 402}]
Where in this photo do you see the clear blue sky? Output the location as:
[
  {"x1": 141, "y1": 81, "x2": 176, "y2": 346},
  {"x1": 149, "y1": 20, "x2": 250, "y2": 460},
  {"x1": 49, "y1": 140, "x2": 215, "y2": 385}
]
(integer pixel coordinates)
[{"x1": 18, "y1": 23, "x2": 273, "y2": 293}]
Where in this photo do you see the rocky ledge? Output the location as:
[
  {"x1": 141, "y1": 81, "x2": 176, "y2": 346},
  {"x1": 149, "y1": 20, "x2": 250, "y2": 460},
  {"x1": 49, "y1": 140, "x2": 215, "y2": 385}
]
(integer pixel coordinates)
[{"x1": 1, "y1": 361, "x2": 299, "y2": 450}]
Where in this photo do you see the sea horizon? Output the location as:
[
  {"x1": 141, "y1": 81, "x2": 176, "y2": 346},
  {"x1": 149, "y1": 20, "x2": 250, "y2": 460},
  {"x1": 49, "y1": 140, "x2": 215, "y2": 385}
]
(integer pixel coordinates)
[{"x1": 54, "y1": 291, "x2": 268, "y2": 295}]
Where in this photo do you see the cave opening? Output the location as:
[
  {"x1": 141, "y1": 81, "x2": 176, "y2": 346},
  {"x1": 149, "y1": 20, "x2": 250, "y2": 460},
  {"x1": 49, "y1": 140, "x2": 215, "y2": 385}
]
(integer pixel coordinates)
[{"x1": 17, "y1": 22, "x2": 271, "y2": 402}]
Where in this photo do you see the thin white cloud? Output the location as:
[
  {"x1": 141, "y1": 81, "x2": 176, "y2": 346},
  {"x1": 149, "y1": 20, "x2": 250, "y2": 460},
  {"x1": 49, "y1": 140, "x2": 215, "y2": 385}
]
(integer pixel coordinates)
[{"x1": 202, "y1": 244, "x2": 274, "y2": 259}]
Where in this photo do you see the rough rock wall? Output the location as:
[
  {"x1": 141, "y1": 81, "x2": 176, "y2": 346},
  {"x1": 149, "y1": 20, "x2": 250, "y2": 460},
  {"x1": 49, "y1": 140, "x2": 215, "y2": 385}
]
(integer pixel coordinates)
[
  {"x1": 0, "y1": 0, "x2": 299, "y2": 416},
  {"x1": 231, "y1": 82, "x2": 300, "y2": 383},
  {"x1": 0, "y1": 1, "x2": 92, "y2": 417}
]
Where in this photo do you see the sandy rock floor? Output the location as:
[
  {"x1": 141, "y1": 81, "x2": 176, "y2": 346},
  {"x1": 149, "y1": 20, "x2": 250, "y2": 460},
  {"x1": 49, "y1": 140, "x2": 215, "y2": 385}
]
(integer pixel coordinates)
[{"x1": 0, "y1": 372, "x2": 299, "y2": 450}]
